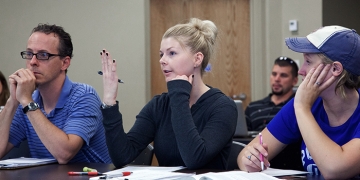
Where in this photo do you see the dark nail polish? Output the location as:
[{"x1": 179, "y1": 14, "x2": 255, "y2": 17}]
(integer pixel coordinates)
[
  {"x1": 103, "y1": 50, "x2": 105, "y2": 53},
  {"x1": 106, "y1": 53, "x2": 108, "y2": 56},
  {"x1": 113, "y1": 59, "x2": 115, "y2": 63},
  {"x1": 100, "y1": 52, "x2": 102, "y2": 55},
  {"x1": 192, "y1": 74, "x2": 194, "y2": 78}
]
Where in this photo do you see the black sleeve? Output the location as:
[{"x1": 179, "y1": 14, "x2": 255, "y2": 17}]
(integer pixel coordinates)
[
  {"x1": 167, "y1": 80, "x2": 237, "y2": 169},
  {"x1": 102, "y1": 101, "x2": 155, "y2": 168}
]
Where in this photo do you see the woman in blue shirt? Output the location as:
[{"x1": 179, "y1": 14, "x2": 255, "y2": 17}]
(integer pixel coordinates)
[{"x1": 238, "y1": 25, "x2": 360, "y2": 179}]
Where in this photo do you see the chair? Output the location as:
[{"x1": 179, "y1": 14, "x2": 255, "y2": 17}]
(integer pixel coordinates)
[
  {"x1": 226, "y1": 141, "x2": 246, "y2": 170},
  {"x1": 270, "y1": 138, "x2": 303, "y2": 171},
  {"x1": 129, "y1": 144, "x2": 154, "y2": 166},
  {"x1": 1, "y1": 140, "x2": 31, "y2": 160}
]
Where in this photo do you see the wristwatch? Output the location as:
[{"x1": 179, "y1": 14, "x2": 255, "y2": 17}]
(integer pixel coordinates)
[
  {"x1": 23, "y1": 102, "x2": 39, "y2": 114},
  {"x1": 101, "y1": 102, "x2": 115, "y2": 109}
]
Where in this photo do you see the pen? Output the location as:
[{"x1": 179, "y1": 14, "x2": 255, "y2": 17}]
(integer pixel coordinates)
[
  {"x1": 99, "y1": 172, "x2": 132, "y2": 179},
  {"x1": 68, "y1": 171, "x2": 104, "y2": 176},
  {"x1": 259, "y1": 132, "x2": 264, "y2": 171},
  {"x1": 98, "y1": 71, "x2": 124, "y2": 83}
]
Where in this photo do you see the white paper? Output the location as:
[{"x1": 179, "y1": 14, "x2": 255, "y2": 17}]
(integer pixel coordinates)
[
  {"x1": 89, "y1": 166, "x2": 187, "y2": 180},
  {"x1": 176, "y1": 171, "x2": 279, "y2": 180},
  {"x1": 262, "y1": 168, "x2": 309, "y2": 176},
  {"x1": 0, "y1": 157, "x2": 57, "y2": 168},
  {"x1": 89, "y1": 166, "x2": 309, "y2": 180},
  {"x1": 110, "y1": 166, "x2": 186, "y2": 173}
]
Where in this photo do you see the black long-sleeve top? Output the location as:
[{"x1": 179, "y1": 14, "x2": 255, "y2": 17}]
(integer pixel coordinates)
[{"x1": 102, "y1": 80, "x2": 237, "y2": 169}]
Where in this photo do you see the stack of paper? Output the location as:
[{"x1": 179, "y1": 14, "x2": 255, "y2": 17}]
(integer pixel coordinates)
[
  {"x1": 181, "y1": 171, "x2": 280, "y2": 180},
  {"x1": 89, "y1": 166, "x2": 187, "y2": 180},
  {"x1": 89, "y1": 166, "x2": 309, "y2": 180},
  {"x1": 263, "y1": 168, "x2": 309, "y2": 177},
  {"x1": 0, "y1": 157, "x2": 57, "y2": 169}
]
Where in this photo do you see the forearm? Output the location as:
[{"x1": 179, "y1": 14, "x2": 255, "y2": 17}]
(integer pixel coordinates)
[
  {"x1": 103, "y1": 118, "x2": 131, "y2": 168},
  {"x1": 0, "y1": 99, "x2": 19, "y2": 157},
  {"x1": 102, "y1": 105, "x2": 137, "y2": 168},
  {"x1": 237, "y1": 143, "x2": 248, "y2": 171},
  {"x1": 295, "y1": 108, "x2": 348, "y2": 177},
  {"x1": 168, "y1": 81, "x2": 236, "y2": 169},
  {"x1": 26, "y1": 110, "x2": 82, "y2": 164},
  {"x1": 237, "y1": 128, "x2": 285, "y2": 172},
  {"x1": 168, "y1": 81, "x2": 207, "y2": 168}
]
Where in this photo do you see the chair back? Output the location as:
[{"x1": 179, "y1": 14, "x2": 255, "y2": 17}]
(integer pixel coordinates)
[
  {"x1": 226, "y1": 141, "x2": 246, "y2": 170},
  {"x1": 270, "y1": 138, "x2": 304, "y2": 170},
  {"x1": 1, "y1": 140, "x2": 31, "y2": 160},
  {"x1": 130, "y1": 144, "x2": 154, "y2": 166}
]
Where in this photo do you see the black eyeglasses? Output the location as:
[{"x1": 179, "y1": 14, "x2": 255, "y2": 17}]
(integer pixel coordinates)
[
  {"x1": 20, "y1": 51, "x2": 62, "y2": 60},
  {"x1": 277, "y1": 56, "x2": 295, "y2": 64}
]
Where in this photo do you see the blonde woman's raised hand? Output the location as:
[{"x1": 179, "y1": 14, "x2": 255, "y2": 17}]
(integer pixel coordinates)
[{"x1": 100, "y1": 49, "x2": 118, "y2": 105}]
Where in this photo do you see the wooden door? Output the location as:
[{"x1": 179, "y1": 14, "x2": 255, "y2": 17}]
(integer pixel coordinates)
[{"x1": 150, "y1": 0, "x2": 251, "y2": 107}]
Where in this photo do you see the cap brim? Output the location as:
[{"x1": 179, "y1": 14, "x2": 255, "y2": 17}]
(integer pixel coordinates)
[{"x1": 285, "y1": 37, "x2": 321, "y2": 53}]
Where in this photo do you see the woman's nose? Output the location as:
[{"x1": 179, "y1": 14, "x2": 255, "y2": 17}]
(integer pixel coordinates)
[
  {"x1": 159, "y1": 57, "x2": 166, "y2": 65},
  {"x1": 298, "y1": 66, "x2": 306, "y2": 76}
]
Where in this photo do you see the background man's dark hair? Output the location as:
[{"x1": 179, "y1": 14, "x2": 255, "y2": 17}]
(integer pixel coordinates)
[{"x1": 274, "y1": 57, "x2": 299, "y2": 77}]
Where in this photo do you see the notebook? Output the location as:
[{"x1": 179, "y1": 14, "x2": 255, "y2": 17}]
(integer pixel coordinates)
[
  {"x1": 233, "y1": 100, "x2": 259, "y2": 137},
  {"x1": 0, "y1": 157, "x2": 57, "y2": 169}
]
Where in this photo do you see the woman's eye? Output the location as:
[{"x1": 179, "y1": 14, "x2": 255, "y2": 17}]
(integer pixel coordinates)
[
  {"x1": 170, "y1": 51, "x2": 176, "y2": 56},
  {"x1": 159, "y1": 53, "x2": 163, "y2": 58}
]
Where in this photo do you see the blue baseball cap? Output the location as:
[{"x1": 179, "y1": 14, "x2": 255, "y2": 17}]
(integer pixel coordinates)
[{"x1": 285, "y1": 25, "x2": 360, "y2": 76}]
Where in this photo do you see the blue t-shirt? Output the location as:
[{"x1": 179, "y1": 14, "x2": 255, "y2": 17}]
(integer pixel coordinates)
[
  {"x1": 9, "y1": 76, "x2": 111, "y2": 163},
  {"x1": 267, "y1": 90, "x2": 360, "y2": 175}
]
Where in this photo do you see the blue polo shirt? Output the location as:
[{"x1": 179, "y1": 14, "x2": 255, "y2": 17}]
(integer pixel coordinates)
[{"x1": 9, "y1": 76, "x2": 111, "y2": 163}]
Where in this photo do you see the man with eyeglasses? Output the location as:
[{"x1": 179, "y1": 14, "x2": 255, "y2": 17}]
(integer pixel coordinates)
[
  {"x1": 245, "y1": 56, "x2": 298, "y2": 131},
  {"x1": 0, "y1": 24, "x2": 111, "y2": 164}
]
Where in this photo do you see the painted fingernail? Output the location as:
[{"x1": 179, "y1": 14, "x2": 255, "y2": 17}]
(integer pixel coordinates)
[
  {"x1": 100, "y1": 52, "x2": 102, "y2": 55},
  {"x1": 113, "y1": 59, "x2": 115, "y2": 63},
  {"x1": 103, "y1": 49, "x2": 105, "y2": 53},
  {"x1": 192, "y1": 74, "x2": 194, "y2": 78},
  {"x1": 106, "y1": 53, "x2": 108, "y2": 56}
]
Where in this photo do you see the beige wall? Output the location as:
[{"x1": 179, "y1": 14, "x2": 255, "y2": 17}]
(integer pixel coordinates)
[
  {"x1": 0, "y1": 0, "x2": 150, "y2": 131},
  {"x1": 251, "y1": 0, "x2": 322, "y2": 101},
  {"x1": 0, "y1": 0, "x2": 322, "y2": 130}
]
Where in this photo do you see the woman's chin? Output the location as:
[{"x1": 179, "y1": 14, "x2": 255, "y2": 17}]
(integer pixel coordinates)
[{"x1": 165, "y1": 77, "x2": 171, "y2": 82}]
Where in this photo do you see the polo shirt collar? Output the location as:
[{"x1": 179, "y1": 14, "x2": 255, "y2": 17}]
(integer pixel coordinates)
[
  {"x1": 33, "y1": 75, "x2": 72, "y2": 110},
  {"x1": 56, "y1": 75, "x2": 72, "y2": 108}
]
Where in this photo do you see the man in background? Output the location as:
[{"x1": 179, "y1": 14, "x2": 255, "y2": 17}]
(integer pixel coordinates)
[
  {"x1": 244, "y1": 56, "x2": 303, "y2": 170},
  {"x1": 0, "y1": 24, "x2": 111, "y2": 164},
  {"x1": 245, "y1": 56, "x2": 298, "y2": 131}
]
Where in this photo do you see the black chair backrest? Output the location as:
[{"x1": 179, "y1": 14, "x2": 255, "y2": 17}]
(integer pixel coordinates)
[
  {"x1": 226, "y1": 141, "x2": 246, "y2": 170},
  {"x1": 130, "y1": 144, "x2": 154, "y2": 166},
  {"x1": 270, "y1": 138, "x2": 304, "y2": 171},
  {"x1": 1, "y1": 140, "x2": 31, "y2": 160}
]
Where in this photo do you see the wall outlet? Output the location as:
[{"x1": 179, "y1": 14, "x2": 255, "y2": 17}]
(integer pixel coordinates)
[{"x1": 289, "y1": 20, "x2": 298, "y2": 32}]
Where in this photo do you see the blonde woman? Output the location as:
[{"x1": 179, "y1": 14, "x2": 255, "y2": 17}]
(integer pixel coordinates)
[{"x1": 100, "y1": 18, "x2": 237, "y2": 169}]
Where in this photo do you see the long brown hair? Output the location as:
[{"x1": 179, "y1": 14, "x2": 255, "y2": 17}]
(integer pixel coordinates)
[{"x1": 0, "y1": 71, "x2": 10, "y2": 106}]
